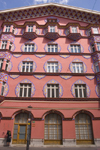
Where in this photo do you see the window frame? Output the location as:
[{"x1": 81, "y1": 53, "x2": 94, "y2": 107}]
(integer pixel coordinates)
[
  {"x1": 97, "y1": 43, "x2": 100, "y2": 51},
  {"x1": 72, "y1": 62, "x2": 83, "y2": 73},
  {"x1": 1, "y1": 41, "x2": 7, "y2": 49},
  {"x1": 74, "y1": 84, "x2": 87, "y2": 98},
  {"x1": 48, "y1": 44, "x2": 58, "y2": 52},
  {"x1": 1, "y1": 82, "x2": 5, "y2": 96},
  {"x1": 5, "y1": 25, "x2": 10, "y2": 32},
  {"x1": 47, "y1": 62, "x2": 58, "y2": 73},
  {"x1": 24, "y1": 44, "x2": 34, "y2": 52},
  {"x1": 28, "y1": 25, "x2": 33, "y2": 32},
  {"x1": 5, "y1": 60, "x2": 9, "y2": 71},
  {"x1": 95, "y1": 62, "x2": 99, "y2": 73},
  {"x1": 19, "y1": 83, "x2": 31, "y2": 97},
  {"x1": 22, "y1": 61, "x2": 33, "y2": 72},
  {"x1": 70, "y1": 45, "x2": 81, "y2": 53},
  {"x1": 47, "y1": 84, "x2": 59, "y2": 98},
  {"x1": 92, "y1": 27, "x2": 99, "y2": 34},
  {"x1": 50, "y1": 26, "x2": 55, "y2": 32},
  {"x1": 72, "y1": 27, "x2": 77, "y2": 33},
  {"x1": 0, "y1": 59, "x2": 3, "y2": 69}
]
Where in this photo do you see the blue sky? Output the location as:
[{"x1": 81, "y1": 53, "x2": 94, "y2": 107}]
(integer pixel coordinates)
[{"x1": 0, "y1": 0, "x2": 100, "y2": 11}]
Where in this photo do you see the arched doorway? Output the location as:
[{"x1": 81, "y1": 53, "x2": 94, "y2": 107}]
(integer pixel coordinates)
[
  {"x1": 75, "y1": 113, "x2": 94, "y2": 144},
  {"x1": 44, "y1": 113, "x2": 62, "y2": 145},
  {"x1": 12, "y1": 113, "x2": 29, "y2": 144}
]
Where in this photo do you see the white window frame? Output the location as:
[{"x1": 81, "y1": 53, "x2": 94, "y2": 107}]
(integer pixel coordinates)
[
  {"x1": 97, "y1": 43, "x2": 100, "y2": 51},
  {"x1": 19, "y1": 83, "x2": 31, "y2": 97},
  {"x1": 50, "y1": 26, "x2": 55, "y2": 32},
  {"x1": 9, "y1": 42, "x2": 13, "y2": 51},
  {"x1": 48, "y1": 44, "x2": 58, "y2": 52},
  {"x1": 5, "y1": 25, "x2": 10, "y2": 32},
  {"x1": 24, "y1": 44, "x2": 34, "y2": 52},
  {"x1": 47, "y1": 62, "x2": 58, "y2": 72},
  {"x1": 5, "y1": 60, "x2": 9, "y2": 71},
  {"x1": 72, "y1": 62, "x2": 83, "y2": 73},
  {"x1": 1, "y1": 82, "x2": 5, "y2": 96},
  {"x1": 0, "y1": 59, "x2": 3, "y2": 69},
  {"x1": 71, "y1": 45, "x2": 81, "y2": 53},
  {"x1": 95, "y1": 62, "x2": 99, "y2": 72},
  {"x1": 92, "y1": 27, "x2": 99, "y2": 34},
  {"x1": 47, "y1": 84, "x2": 59, "y2": 98},
  {"x1": 1, "y1": 41, "x2": 7, "y2": 49},
  {"x1": 74, "y1": 84, "x2": 87, "y2": 98},
  {"x1": 28, "y1": 25, "x2": 33, "y2": 32},
  {"x1": 72, "y1": 27, "x2": 77, "y2": 33},
  {"x1": 22, "y1": 61, "x2": 33, "y2": 72},
  {"x1": 12, "y1": 27, "x2": 15, "y2": 34}
]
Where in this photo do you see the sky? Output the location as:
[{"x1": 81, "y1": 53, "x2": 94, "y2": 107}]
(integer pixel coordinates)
[{"x1": 0, "y1": 0, "x2": 100, "y2": 12}]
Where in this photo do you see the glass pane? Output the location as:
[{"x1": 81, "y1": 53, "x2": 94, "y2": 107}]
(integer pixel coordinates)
[
  {"x1": 13, "y1": 134, "x2": 17, "y2": 139},
  {"x1": 19, "y1": 134, "x2": 25, "y2": 139},
  {"x1": 15, "y1": 116, "x2": 19, "y2": 123}
]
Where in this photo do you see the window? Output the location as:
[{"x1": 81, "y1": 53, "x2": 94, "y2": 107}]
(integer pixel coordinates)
[
  {"x1": 47, "y1": 84, "x2": 59, "y2": 98},
  {"x1": 22, "y1": 62, "x2": 33, "y2": 72},
  {"x1": 47, "y1": 62, "x2": 58, "y2": 72},
  {"x1": 19, "y1": 83, "x2": 31, "y2": 97},
  {"x1": 12, "y1": 27, "x2": 15, "y2": 34},
  {"x1": 72, "y1": 63, "x2": 83, "y2": 73},
  {"x1": 28, "y1": 25, "x2": 33, "y2": 32},
  {"x1": 1, "y1": 82, "x2": 5, "y2": 96},
  {"x1": 91, "y1": 44, "x2": 95, "y2": 52},
  {"x1": 93, "y1": 27, "x2": 98, "y2": 34},
  {"x1": 74, "y1": 84, "x2": 86, "y2": 98},
  {"x1": 50, "y1": 26, "x2": 55, "y2": 32},
  {"x1": 98, "y1": 84, "x2": 100, "y2": 95},
  {"x1": 0, "y1": 59, "x2": 3, "y2": 69},
  {"x1": 48, "y1": 44, "x2": 58, "y2": 52},
  {"x1": 1, "y1": 41, "x2": 7, "y2": 49},
  {"x1": 5, "y1": 60, "x2": 9, "y2": 71},
  {"x1": 71, "y1": 45, "x2": 81, "y2": 53},
  {"x1": 9, "y1": 42, "x2": 13, "y2": 51},
  {"x1": 72, "y1": 27, "x2": 77, "y2": 33},
  {"x1": 24, "y1": 44, "x2": 34, "y2": 52},
  {"x1": 5, "y1": 25, "x2": 10, "y2": 32},
  {"x1": 95, "y1": 62, "x2": 99, "y2": 72},
  {"x1": 97, "y1": 43, "x2": 100, "y2": 51}
]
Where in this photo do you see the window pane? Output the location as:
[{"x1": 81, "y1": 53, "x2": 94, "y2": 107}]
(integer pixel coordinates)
[{"x1": 75, "y1": 89, "x2": 78, "y2": 97}]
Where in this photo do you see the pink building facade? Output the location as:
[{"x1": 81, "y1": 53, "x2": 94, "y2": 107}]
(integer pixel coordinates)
[{"x1": 0, "y1": 3, "x2": 100, "y2": 146}]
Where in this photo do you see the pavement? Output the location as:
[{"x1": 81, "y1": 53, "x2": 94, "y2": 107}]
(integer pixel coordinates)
[{"x1": 0, "y1": 146, "x2": 100, "y2": 150}]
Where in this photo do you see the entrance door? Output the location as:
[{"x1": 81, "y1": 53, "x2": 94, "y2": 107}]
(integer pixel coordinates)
[
  {"x1": 44, "y1": 113, "x2": 62, "y2": 145},
  {"x1": 13, "y1": 113, "x2": 28, "y2": 144},
  {"x1": 75, "y1": 113, "x2": 94, "y2": 144}
]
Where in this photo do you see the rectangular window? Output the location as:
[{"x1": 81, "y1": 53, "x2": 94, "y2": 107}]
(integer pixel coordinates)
[
  {"x1": 47, "y1": 84, "x2": 59, "y2": 98},
  {"x1": 1, "y1": 41, "x2": 7, "y2": 49},
  {"x1": 5, "y1": 25, "x2": 10, "y2": 32},
  {"x1": 97, "y1": 43, "x2": 100, "y2": 51},
  {"x1": 1, "y1": 82, "x2": 5, "y2": 96},
  {"x1": 5, "y1": 60, "x2": 9, "y2": 71},
  {"x1": 48, "y1": 44, "x2": 58, "y2": 52},
  {"x1": 19, "y1": 83, "x2": 31, "y2": 97},
  {"x1": 24, "y1": 44, "x2": 34, "y2": 52},
  {"x1": 12, "y1": 27, "x2": 15, "y2": 34},
  {"x1": 74, "y1": 84, "x2": 86, "y2": 98},
  {"x1": 28, "y1": 26, "x2": 33, "y2": 32},
  {"x1": 95, "y1": 62, "x2": 99, "y2": 72},
  {"x1": 72, "y1": 27, "x2": 77, "y2": 33},
  {"x1": 71, "y1": 45, "x2": 81, "y2": 53},
  {"x1": 50, "y1": 26, "x2": 55, "y2": 32},
  {"x1": 72, "y1": 63, "x2": 83, "y2": 73},
  {"x1": 91, "y1": 44, "x2": 95, "y2": 52},
  {"x1": 47, "y1": 62, "x2": 58, "y2": 72},
  {"x1": 93, "y1": 27, "x2": 98, "y2": 34},
  {"x1": 22, "y1": 62, "x2": 33, "y2": 72},
  {"x1": 9, "y1": 42, "x2": 12, "y2": 51},
  {"x1": 0, "y1": 59, "x2": 3, "y2": 69}
]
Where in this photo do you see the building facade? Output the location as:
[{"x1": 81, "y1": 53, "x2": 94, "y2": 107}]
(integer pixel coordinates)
[{"x1": 0, "y1": 3, "x2": 100, "y2": 146}]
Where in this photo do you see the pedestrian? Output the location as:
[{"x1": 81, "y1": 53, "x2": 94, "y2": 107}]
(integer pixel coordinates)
[{"x1": 6, "y1": 130, "x2": 11, "y2": 146}]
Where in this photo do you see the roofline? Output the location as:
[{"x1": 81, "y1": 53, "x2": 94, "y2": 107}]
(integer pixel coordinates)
[{"x1": 0, "y1": 3, "x2": 100, "y2": 15}]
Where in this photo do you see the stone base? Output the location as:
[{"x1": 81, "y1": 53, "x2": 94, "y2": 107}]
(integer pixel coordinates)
[
  {"x1": 94, "y1": 139, "x2": 100, "y2": 146},
  {"x1": 0, "y1": 138, "x2": 6, "y2": 146},
  {"x1": 30, "y1": 139, "x2": 43, "y2": 147},
  {"x1": 63, "y1": 139, "x2": 76, "y2": 146}
]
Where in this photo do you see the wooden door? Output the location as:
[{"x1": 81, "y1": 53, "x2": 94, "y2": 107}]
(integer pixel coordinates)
[
  {"x1": 44, "y1": 113, "x2": 62, "y2": 145},
  {"x1": 75, "y1": 113, "x2": 94, "y2": 144}
]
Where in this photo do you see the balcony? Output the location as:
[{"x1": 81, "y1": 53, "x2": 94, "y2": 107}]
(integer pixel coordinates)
[
  {"x1": 66, "y1": 26, "x2": 81, "y2": 41},
  {"x1": 22, "y1": 25, "x2": 37, "y2": 40},
  {"x1": 44, "y1": 26, "x2": 60, "y2": 40}
]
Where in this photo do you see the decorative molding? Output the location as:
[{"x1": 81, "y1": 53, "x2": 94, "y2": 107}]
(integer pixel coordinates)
[
  {"x1": 96, "y1": 75, "x2": 100, "y2": 83},
  {"x1": 18, "y1": 57, "x2": 37, "y2": 72},
  {"x1": 33, "y1": 75, "x2": 46, "y2": 80},
  {"x1": 0, "y1": 72, "x2": 8, "y2": 82},
  {"x1": 35, "y1": 54, "x2": 46, "y2": 58},
  {"x1": 45, "y1": 17, "x2": 60, "y2": 23},
  {"x1": 60, "y1": 75, "x2": 72, "y2": 80},
  {"x1": 9, "y1": 75, "x2": 20, "y2": 79},
  {"x1": 15, "y1": 79, "x2": 36, "y2": 97},
  {"x1": 69, "y1": 58, "x2": 87, "y2": 73},
  {"x1": 13, "y1": 54, "x2": 22, "y2": 58},
  {"x1": 82, "y1": 55, "x2": 91, "y2": 59},
  {"x1": 14, "y1": 28, "x2": 18, "y2": 35},
  {"x1": 44, "y1": 41, "x2": 61, "y2": 52},
  {"x1": 95, "y1": 85, "x2": 100, "y2": 98},
  {"x1": 67, "y1": 41, "x2": 84, "y2": 53},
  {"x1": 92, "y1": 53, "x2": 100, "y2": 63},
  {"x1": 91, "y1": 63, "x2": 95, "y2": 73},
  {"x1": 1, "y1": 34, "x2": 15, "y2": 43},
  {"x1": 21, "y1": 28, "x2": 25, "y2": 35},
  {"x1": 43, "y1": 57, "x2": 62, "y2": 72},
  {"x1": 3, "y1": 83, "x2": 9, "y2": 96},
  {"x1": 21, "y1": 40, "x2": 38, "y2": 52},
  {"x1": 8, "y1": 61, "x2": 13, "y2": 72},
  {"x1": 59, "y1": 55, "x2": 70, "y2": 59},
  {"x1": 43, "y1": 79, "x2": 63, "y2": 98},
  {"x1": 71, "y1": 79, "x2": 91, "y2": 98},
  {"x1": 36, "y1": 29, "x2": 41, "y2": 35},
  {"x1": 0, "y1": 52, "x2": 12, "y2": 60},
  {"x1": 85, "y1": 76, "x2": 95, "y2": 80}
]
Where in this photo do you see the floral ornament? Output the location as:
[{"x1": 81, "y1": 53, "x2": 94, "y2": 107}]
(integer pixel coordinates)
[
  {"x1": 67, "y1": 42, "x2": 84, "y2": 53},
  {"x1": 71, "y1": 79, "x2": 91, "y2": 97},
  {"x1": 69, "y1": 58, "x2": 87, "y2": 73},
  {"x1": 15, "y1": 79, "x2": 36, "y2": 97},
  {"x1": 7, "y1": 61, "x2": 13, "y2": 72},
  {"x1": 3, "y1": 83, "x2": 9, "y2": 96},
  {"x1": 91, "y1": 63, "x2": 95, "y2": 73},
  {"x1": 36, "y1": 29, "x2": 40, "y2": 35},
  {"x1": 43, "y1": 58, "x2": 62, "y2": 72},
  {"x1": 35, "y1": 54, "x2": 46, "y2": 58},
  {"x1": 85, "y1": 29, "x2": 90, "y2": 36},
  {"x1": 95, "y1": 85, "x2": 100, "y2": 97},
  {"x1": 33, "y1": 75, "x2": 46, "y2": 80},
  {"x1": 18, "y1": 57, "x2": 37, "y2": 72},
  {"x1": 60, "y1": 75, "x2": 72, "y2": 80},
  {"x1": 14, "y1": 28, "x2": 18, "y2": 35},
  {"x1": 13, "y1": 54, "x2": 22, "y2": 58},
  {"x1": 0, "y1": 52, "x2": 12, "y2": 60},
  {"x1": 64, "y1": 29, "x2": 69, "y2": 36},
  {"x1": 1, "y1": 34, "x2": 15, "y2": 43},
  {"x1": 85, "y1": 76, "x2": 95, "y2": 80},
  {"x1": 21, "y1": 41, "x2": 38, "y2": 52},
  {"x1": 43, "y1": 79, "x2": 63, "y2": 97},
  {"x1": 59, "y1": 55, "x2": 70, "y2": 59},
  {"x1": 44, "y1": 17, "x2": 60, "y2": 22},
  {"x1": 96, "y1": 75, "x2": 100, "y2": 83},
  {"x1": 9, "y1": 75, "x2": 20, "y2": 79},
  {"x1": 58, "y1": 29, "x2": 62, "y2": 35},
  {"x1": 44, "y1": 41, "x2": 61, "y2": 52},
  {"x1": 0, "y1": 72, "x2": 8, "y2": 82},
  {"x1": 82, "y1": 55, "x2": 91, "y2": 59},
  {"x1": 21, "y1": 28, "x2": 25, "y2": 34}
]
